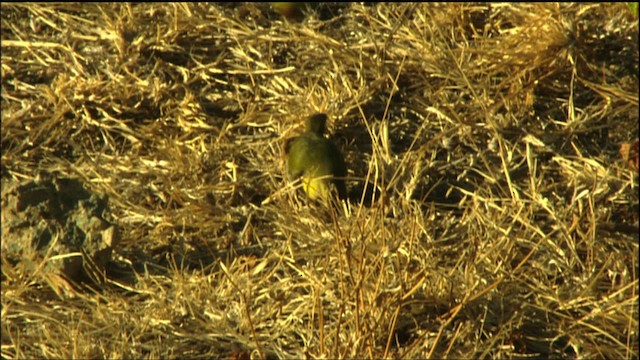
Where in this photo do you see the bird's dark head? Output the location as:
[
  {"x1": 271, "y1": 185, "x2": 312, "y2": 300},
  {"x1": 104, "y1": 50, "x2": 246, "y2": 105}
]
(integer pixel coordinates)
[{"x1": 306, "y1": 113, "x2": 328, "y2": 135}]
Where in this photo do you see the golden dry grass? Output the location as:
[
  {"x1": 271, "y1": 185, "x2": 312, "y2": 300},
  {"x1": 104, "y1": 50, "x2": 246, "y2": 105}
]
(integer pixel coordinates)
[{"x1": 1, "y1": 2, "x2": 638, "y2": 359}]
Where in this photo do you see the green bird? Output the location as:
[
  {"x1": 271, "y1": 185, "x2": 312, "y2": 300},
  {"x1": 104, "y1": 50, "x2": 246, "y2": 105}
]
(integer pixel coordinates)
[
  {"x1": 271, "y1": 2, "x2": 305, "y2": 21},
  {"x1": 286, "y1": 113, "x2": 348, "y2": 201}
]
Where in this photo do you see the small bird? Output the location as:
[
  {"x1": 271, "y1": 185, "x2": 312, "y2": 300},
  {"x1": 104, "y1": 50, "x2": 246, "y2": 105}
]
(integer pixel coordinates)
[
  {"x1": 286, "y1": 113, "x2": 348, "y2": 201},
  {"x1": 271, "y1": 2, "x2": 306, "y2": 21}
]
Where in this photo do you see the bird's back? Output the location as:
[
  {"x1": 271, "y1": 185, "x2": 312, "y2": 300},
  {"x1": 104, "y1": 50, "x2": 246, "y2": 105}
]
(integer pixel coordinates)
[{"x1": 286, "y1": 132, "x2": 347, "y2": 199}]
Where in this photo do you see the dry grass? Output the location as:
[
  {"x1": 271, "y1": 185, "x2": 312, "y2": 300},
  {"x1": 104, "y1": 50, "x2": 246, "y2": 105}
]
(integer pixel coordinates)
[{"x1": 1, "y1": 3, "x2": 638, "y2": 359}]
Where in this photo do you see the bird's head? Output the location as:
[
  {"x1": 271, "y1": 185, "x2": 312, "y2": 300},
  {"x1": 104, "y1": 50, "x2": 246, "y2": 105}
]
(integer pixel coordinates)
[{"x1": 306, "y1": 113, "x2": 328, "y2": 136}]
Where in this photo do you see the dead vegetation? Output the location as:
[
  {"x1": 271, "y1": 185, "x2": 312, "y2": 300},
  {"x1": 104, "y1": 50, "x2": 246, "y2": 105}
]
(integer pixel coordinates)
[{"x1": 1, "y1": 3, "x2": 638, "y2": 359}]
